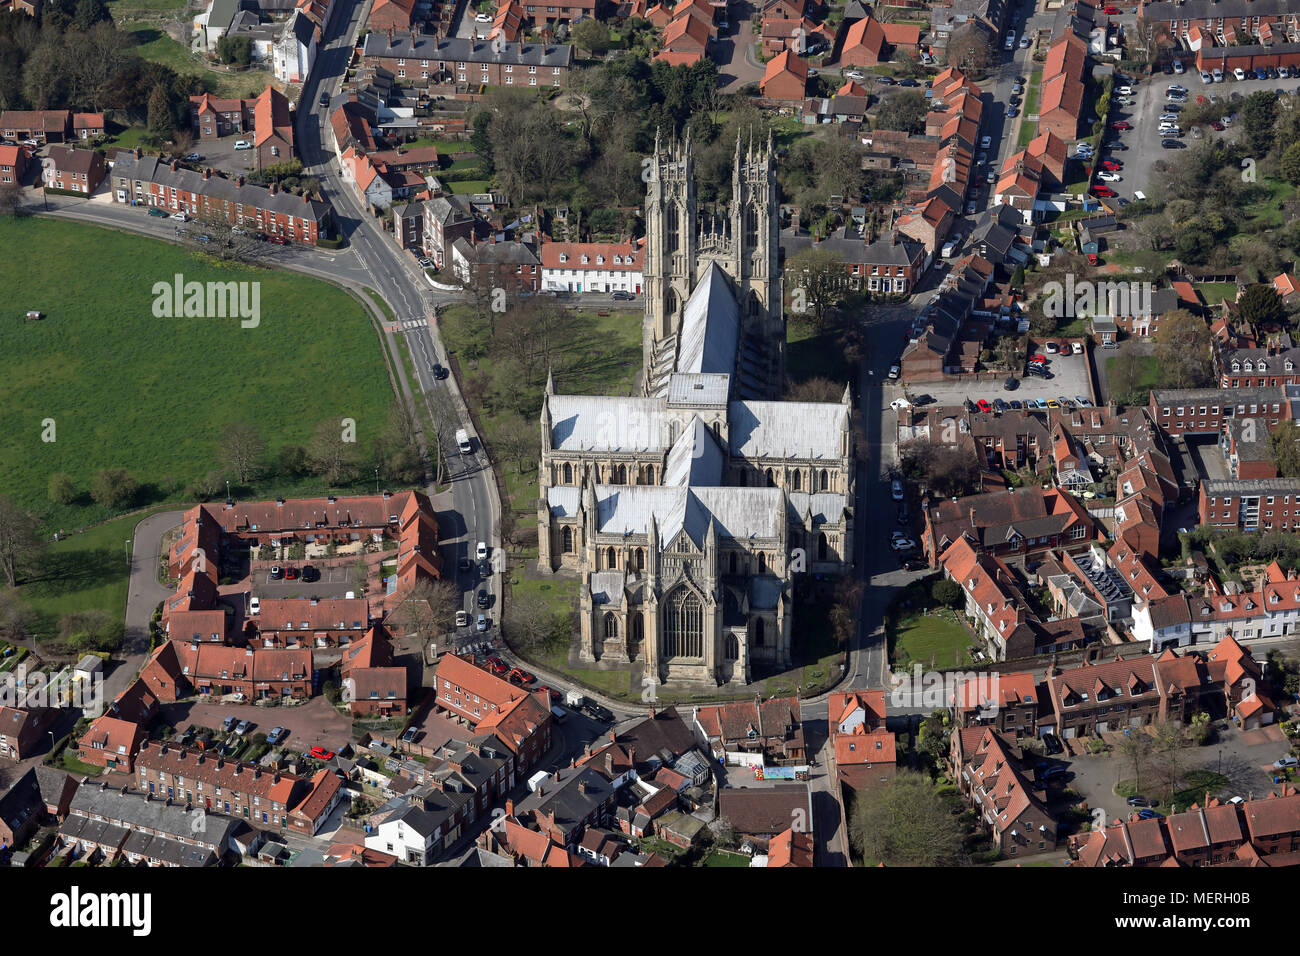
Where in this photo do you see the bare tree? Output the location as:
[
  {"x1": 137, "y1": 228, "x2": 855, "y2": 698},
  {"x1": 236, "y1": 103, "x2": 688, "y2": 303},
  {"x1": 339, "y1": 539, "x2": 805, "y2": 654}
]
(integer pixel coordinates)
[
  {"x1": 504, "y1": 591, "x2": 556, "y2": 649},
  {"x1": 307, "y1": 419, "x2": 359, "y2": 485},
  {"x1": 493, "y1": 413, "x2": 539, "y2": 473},
  {"x1": 389, "y1": 577, "x2": 458, "y2": 643},
  {"x1": 0, "y1": 495, "x2": 44, "y2": 588},
  {"x1": 220, "y1": 421, "x2": 266, "y2": 485}
]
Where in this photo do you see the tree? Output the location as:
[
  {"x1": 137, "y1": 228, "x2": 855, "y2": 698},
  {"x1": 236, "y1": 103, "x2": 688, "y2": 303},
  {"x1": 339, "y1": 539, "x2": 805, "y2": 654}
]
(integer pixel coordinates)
[
  {"x1": 1152, "y1": 309, "x2": 1213, "y2": 389},
  {"x1": 0, "y1": 495, "x2": 44, "y2": 588},
  {"x1": 828, "y1": 578, "x2": 864, "y2": 646},
  {"x1": 90, "y1": 468, "x2": 137, "y2": 509},
  {"x1": 74, "y1": 0, "x2": 111, "y2": 31},
  {"x1": 389, "y1": 578, "x2": 457, "y2": 644},
  {"x1": 1240, "y1": 90, "x2": 1278, "y2": 155},
  {"x1": 146, "y1": 84, "x2": 173, "y2": 140},
  {"x1": 220, "y1": 422, "x2": 265, "y2": 485},
  {"x1": 1150, "y1": 721, "x2": 1194, "y2": 808},
  {"x1": 571, "y1": 18, "x2": 611, "y2": 53},
  {"x1": 931, "y1": 578, "x2": 962, "y2": 608},
  {"x1": 1118, "y1": 731, "x2": 1154, "y2": 795},
  {"x1": 1280, "y1": 142, "x2": 1300, "y2": 186},
  {"x1": 493, "y1": 413, "x2": 538, "y2": 473},
  {"x1": 849, "y1": 771, "x2": 963, "y2": 866},
  {"x1": 307, "y1": 419, "x2": 358, "y2": 485},
  {"x1": 899, "y1": 441, "x2": 980, "y2": 498},
  {"x1": 1269, "y1": 420, "x2": 1300, "y2": 478},
  {"x1": 1237, "y1": 283, "x2": 1286, "y2": 330},
  {"x1": 786, "y1": 376, "x2": 845, "y2": 403},
  {"x1": 946, "y1": 23, "x2": 994, "y2": 75},
  {"x1": 787, "y1": 246, "x2": 847, "y2": 329},
  {"x1": 875, "y1": 90, "x2": 927, "y2": 135},
  {"x1": 47, "y1": 472, "x2": 77, "y2": 506},
  {"x1": 0, "y1": 182, "x2": 23, "y2": 218},
  {"x1": 216, "y1": 34, "x2": 253, "y2": 66},
  {"x1": 1108, "y1": 348, "x2": 1149, "y2": 405}
]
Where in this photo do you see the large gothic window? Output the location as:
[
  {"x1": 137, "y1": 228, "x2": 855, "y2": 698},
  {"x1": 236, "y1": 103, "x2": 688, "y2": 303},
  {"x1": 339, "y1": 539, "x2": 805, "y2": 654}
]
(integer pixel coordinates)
[
  {"x1": 820, "y1": 468, "x2": 830, "y2": 491},
  {"x1": 663, "y1": 587, "x2": 704, "y2": 659},
  {"x1": 754, "y1": 617, "x2": 765, "y2": 646},
  {"x1": 563, "y1": 462, "x2": 572, "y2": 483},
  {"x1": 606, "y1": 546, "x2": 617, "y2": 569},
  {"x1": 667, "y1": 203, "x2": 680, "y2": 253},
  {"x1": 615, "y1": 464, "x2": 627, "y2": 483},
  {"x1": 725, "y1": 634, "x2": 739, "y2": 661},
  {"x1": 791, "y1": 469, "x2": 801, "y2": 491},
  {"x1": 745, "y1": 203, "x2": 759, "y2": 250},
  {"x1": 635, "y1": 548, "x2": 645, "y2": 571},
  {"x1": 604, "y1": 613, "x2": 619, "y2": 640},
  {"x1": 818, "y1": 532, "x2": 828, "y2": 562}
]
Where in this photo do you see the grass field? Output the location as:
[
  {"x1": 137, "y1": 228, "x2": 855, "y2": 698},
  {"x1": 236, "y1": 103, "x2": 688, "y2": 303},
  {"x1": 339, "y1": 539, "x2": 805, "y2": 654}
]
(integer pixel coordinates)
[
  {"x1": 127, "y1": 26, "x2": 276, "y2": 100},
  {"x1": 892, "y1": 608, "x2": 972, "y2": 670},
  {"x1": 108, "y1": 0, "x2": 188, "y2": 16},
  {"x1": 1194, "y1": 282, "x2": 1240, "y2": 305},
  {"x1": 1105, "y1": 352, "x2": 1162, "y2": 404},
  {"x1": 449, "y1": 180, "x2": 491, "y2": 194},
  {"x1": 0, "y1": 218, "x2": 394, "y2": 529}
]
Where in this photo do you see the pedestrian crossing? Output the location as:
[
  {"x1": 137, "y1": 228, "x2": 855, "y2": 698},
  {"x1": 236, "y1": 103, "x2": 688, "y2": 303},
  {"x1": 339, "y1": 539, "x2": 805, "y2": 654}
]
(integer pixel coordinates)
[{"x1": 401, "y1": 319, "x2": 427, "y2": 330}]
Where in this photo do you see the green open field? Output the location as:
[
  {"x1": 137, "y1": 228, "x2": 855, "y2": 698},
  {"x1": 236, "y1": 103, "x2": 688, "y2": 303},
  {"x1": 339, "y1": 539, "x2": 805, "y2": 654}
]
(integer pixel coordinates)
[
  {"x1": 127, "y1": 26, "x2": 276, "y2": 100},
  {"x1": 891, "y1": 608, "x2": 972, "y2": 670},
  {"x1": 108, "y1": 0, "x2": 188, "y2": 16},
  {"x1": 1105, "y1": 352, "x2": 1162, "y2": 405},
  {"x1": 0, "y1": 218, "x2": 394, "y2": 529}
]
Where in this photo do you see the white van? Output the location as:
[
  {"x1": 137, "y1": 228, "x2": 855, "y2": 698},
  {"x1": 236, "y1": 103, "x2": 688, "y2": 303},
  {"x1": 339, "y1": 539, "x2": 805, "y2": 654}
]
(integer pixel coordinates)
[
  {"x1": 455, "y1": 428, "x2": 472, "y2": 454},
  {"x1": 248, "y1": 596, "x2": 260, "y2": 616},
  {"x1": 942, "y1": 234, "x2": 962, "y2": 258}
]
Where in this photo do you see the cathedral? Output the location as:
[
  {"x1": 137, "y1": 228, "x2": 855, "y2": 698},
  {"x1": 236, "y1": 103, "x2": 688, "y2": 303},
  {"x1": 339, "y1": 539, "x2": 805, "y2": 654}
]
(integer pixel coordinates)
[{"x1": 535, "y1": 129, "x2": 857, "y2": 687}]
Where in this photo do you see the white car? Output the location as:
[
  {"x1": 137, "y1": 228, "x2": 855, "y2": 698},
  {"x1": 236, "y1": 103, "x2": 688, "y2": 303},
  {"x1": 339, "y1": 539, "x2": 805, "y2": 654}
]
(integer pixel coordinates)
[
  {"x1": 1004, "y1": 33, "x2": 1016, "y2": 49},
  {"x1": 845, "y1": 70, "x2": 864, "y2": 80},
  {"x1": 1117, "y1": 86, "x2": 1133, "y2": 95},
  {"x1": 475, "y1": 12, "x2": 492, "y2": 21},
  {"x1": 248, "y1": 596, "x2": 260, "y2": 616},
  {"x1": 1274, "y1": 756, "x2": 1299, "y2": 769},
  {"x1": 891, "y1": 478, "x2": 905, "y2": 501},
  {"x1": 888, "y1": 364, "x2": 901, "y2": 379},
  {"x1": 1200, "y1": 70, "x2": 1214, "y2": 84},
  {"x1": 1212, "y1": 68, "x2": 1224, "y2": 82},
  {"x1": 1233, "y1": 67, "x2": 1246, "y2": 80},
  {"x1": 1158, "y1": 113, "x2": 1179, "y2": 122},
  {"x1": 1071, "y1": 342, "x2": 1084, "y2": 355},
  {"x1": 170, "y1": 211, "x2": 187, "y2": 221},
  {"x1": 889, "y1": 398, "x2": 912, "y2": 410},
  {"x1": 1097, "y1": 171, "x2": 1121, "y2": 182},
  {"x1": 476, "y1": 541, "x2": 488, "y2": 561},
  {"x1": 890, "y1": 537, "x2": 917, "y2": 552},
  {"x1": 234, "y1": 140, "x2": 252, "y2": 149},
  {"x1": 1019, "y1": 36, "x2": 1031, "y2": 48},
  {"x1": 980, "y1": 135, "x2": 992, "y2": 149}
]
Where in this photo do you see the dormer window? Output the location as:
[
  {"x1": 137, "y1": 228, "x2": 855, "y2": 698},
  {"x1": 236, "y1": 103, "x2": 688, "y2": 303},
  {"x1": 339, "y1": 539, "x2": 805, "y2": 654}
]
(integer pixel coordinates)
[
  {"x1": 1232, "y1": 362, "x2": 1240, "y2": 372},
  {"x1": 581, "y1": 254, "x2": 589, "y2": 264},
  {"x1": 559, "y1": 252, "x2": 567, "y2": 262},
  {"x1": 1259, "y1": 361, "x2": 1269, "y2": 372}
]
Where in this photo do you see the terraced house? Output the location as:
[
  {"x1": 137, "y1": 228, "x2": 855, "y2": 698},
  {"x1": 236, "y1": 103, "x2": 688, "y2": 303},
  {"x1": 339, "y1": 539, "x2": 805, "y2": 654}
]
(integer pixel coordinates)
[
  {"x1": 360, "y1": 31, "x2": 574, "y2": 89},
  {"x1": 134, "y1": 741, "x2": 307, "y2": 826},
  {"x1": 110, "y1": 150, "x2": 331, "y2": 244}
]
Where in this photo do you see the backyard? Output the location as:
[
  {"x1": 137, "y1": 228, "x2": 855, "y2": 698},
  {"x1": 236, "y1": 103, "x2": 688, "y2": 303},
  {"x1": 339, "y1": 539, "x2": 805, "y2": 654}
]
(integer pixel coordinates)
[{"x1": 889, "y1": 584, "x2": 975, "y2": 670}]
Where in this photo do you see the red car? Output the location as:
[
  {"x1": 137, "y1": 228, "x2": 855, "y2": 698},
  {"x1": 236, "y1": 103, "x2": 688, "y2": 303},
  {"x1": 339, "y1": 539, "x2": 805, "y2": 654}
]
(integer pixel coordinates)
[
  {"x1": 1092, "y1": 185, "x2": 1116, "y2": 197},
  {"x1": 976, "y1": 399, "x2": 992, "y2": 412},
  {"x1": 283, "y1": 566, "x2": 299, "y2": 580},
  {"x1": 1103, "y1": 5, "x2": 1120, "y2": 13},
  {"x1": 1196, "y1": 95, "x2": 1208, "y2": 105},
  {"x1": 508, "y1": 667, "x2": 534, "y2": 684},
  {"x1": 1109, "y1": 121, "x2": 1132, "y2": 130},
  {"x1": 1211, "y1": 121, "x2": 1225, "y2": 131},
  {"x1": 309, "y1": 746, "x2": 334, "y2": 760},
  {"x1": 1100, "y1": 159, "x2": 1122, "y2": 170},
  {"x1": 268, "y1": 235, "x2": 289, "y2": 245},
  {"x1": 1030, "y1": 353, "x2": 1048, "y2": 364},
  {"x1": 486, "y1": 656, "x2": 507, "y2": 674},
  {"x1": 536, "y1": 685, "x2": 561, "y2": 703}
]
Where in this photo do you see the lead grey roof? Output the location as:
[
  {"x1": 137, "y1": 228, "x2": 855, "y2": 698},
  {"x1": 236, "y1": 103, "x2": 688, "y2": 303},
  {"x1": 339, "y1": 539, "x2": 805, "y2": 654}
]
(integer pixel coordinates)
[
  {"x1": 361, "y1": 31, "x2": 574, "y2": 67},
  {"x1": 595, "y1": 486, "x2": 785, "y2": 546},
  {"x1": 547, "y1": 486, "x2": 580, "y2": 517},
  {"x1": 590, "y1": 571, "x2": 626, "y2": 606},
  {"x1": 676, "y1": 263, "x2": 739, "y2": 377},
  {"x1": 667, "y1": 372, "x2": 730, "y2": 407},
  {"x1": 547, "y1": 395, "x2": 667, "y2": 452},
  {"x1": 728, "y1": 400, "x2": 847, "y2": 461},
  {"x1": 787, "y1": 492, "x2": 847, "y2": 525},
  {"x1": 663, "y1": 417, "x2": 725, "y2": 488}
]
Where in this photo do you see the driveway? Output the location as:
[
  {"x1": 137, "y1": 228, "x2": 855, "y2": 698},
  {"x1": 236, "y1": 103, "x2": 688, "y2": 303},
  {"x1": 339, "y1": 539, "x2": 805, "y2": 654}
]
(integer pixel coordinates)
[
  {"x1": 159, "y1": 695, "x2": 353, "y2": 754},
  {"x1": 1059, "y1": 724, "x2": 1289, "y2": 824}
]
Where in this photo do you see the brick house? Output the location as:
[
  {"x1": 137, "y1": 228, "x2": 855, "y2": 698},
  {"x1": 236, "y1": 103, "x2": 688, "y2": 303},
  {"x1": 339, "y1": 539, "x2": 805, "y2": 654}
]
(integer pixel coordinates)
[
  {"x1": 950, "y1": 671, "x2": 1041, "y2": 736},
  {"x1": 1043, "y1": 654, "x2": 1165, "y2": 738},
  {"x1": 1038, "y1": 33, "x2": 1087, "y2": 143},
  {"x1": 838, "y1": 14, "x2": 920, "y2": 66},
  {"x1": 288, "y1": 768, "x2": 344, "y2": 834},
  {"x1": 1148, "y1": 386, "x2": 1288, "y2": 438},
  {"x1": 251, "y1": 597, "x2": 372, "y2": 648},
  {"x1": 451, "y1": 235, "x2": 541, "y2": 293},
  {"x1": 434, "y1": 654, "x2": 553, "y2": 771},
  {"x1": 716, "y1": 784, "x2": 812, "y2": 850},
  {"x1": 367, "y1": 0, "x2": 417, "y2": 32},
  {"x1": 110, "y1": 151, "x2": 331, "y2": 245},
  {"x1": 59, "y1": 782, "x2": 238, "y2": 867},
  {"x1": 694, "y1": 696, "x2": 805, "y2": 764},
  {"x1": 420, "y1": 194, "x2": 479, "y2": 267},
  {"x1": 44, "y1": 145, "x2": 106, "y2": 194},
  {"x1": 826, "y1": 691, "x2": 896, "y2": 791},
  {"x1": 76, "y1": 715, "x2": 148, "y2": 773},
  {"x1": 0, "y1": 706, "x2": 56, "y2": 760},
  {"x1": 189, "y1": 93, "x2": 254, "y2": 139},
  {"x1": 0, "y1": 143, "x2": 28, "y2": 184},
  {"x1": 515, "y1": 765, "x2": 619, "y2": 848},
  {"x1": 760, "y1": 49, "x2": 809, "y2": 101},
  {"x1": 252, "y1": 85, "x2": 294, "y2": 171},
  {"x1": 135, "y1": 741, "x2": 307, "y2": 825},
  {"x1": 951, "y1": 727, "x2": 1058, "y2": 857},
  {"x1": 1199, "y1": 478, "x2": 1300, "y2": 531},
  {"x1": 1219, "y1": 417, "x2": 1277, "y2": 480},
  {"x1": 0, "y1": 109, "x2": 72, "y2": 143},
  {"x1": 361, "y1": 32, "x2": 574, "y2": 90},
  {"x1": 173, "y1": 643, "x2": 313, "y2": 699},
  {"x1": 72, "y1": 113, "x2": 105, "y2": 140},
  {"x1": 923, "y1": 486, "x2": 1095, "y2": 566},
  {"x1": 1217, "y1": 345, "x2": 1300, "y2": 389},
  {"x1": 518, "y1": 0, "x2": 604, "y2": 25}
]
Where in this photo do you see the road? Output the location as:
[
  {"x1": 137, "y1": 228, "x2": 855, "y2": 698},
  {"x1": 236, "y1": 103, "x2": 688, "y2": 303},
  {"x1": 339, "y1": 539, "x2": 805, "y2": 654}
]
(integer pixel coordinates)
[{"x1": 296, "y1": 0, "x2": 502, "y2": 625}]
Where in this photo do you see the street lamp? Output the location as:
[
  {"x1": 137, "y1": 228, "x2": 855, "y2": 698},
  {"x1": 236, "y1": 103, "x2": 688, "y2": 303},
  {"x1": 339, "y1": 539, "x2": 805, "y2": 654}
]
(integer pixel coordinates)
[{"x1": 374, "y1": 468, "x2": 379, "y2": 494}]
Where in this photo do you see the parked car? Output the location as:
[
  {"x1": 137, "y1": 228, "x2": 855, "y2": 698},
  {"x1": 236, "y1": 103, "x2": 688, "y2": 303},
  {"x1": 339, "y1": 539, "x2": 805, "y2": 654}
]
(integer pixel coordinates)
[
  {"x1": 309, "y1": 746, "x2": 334, "y2": 760},
  {"x1": 1097, "y1": 171, "x2": 1121, "y2": 182},
  {"x1": 888, "y1": 364, "x2": 901, "y2": 380},
  {"x1": 611, "y1": 290, "x2": 635, "y2": 300},
  {"x1": 476, "y1": 589, "x2": 489, "y2": 609},
  {"x1": 891, "y1": 478, "x2": 905, "y2": 501},
  {"x1": 583, "y1": 701, "x2": 614, "y2": 723},
  {"x1": 1137, "y1": 809, "x2": 1164, "y2": 820},
  {"x1": 235, "y1": 719, "x2": 252, "y2": 736},
  {"x1": 476, "y1": 613, "x2": 489, "y2": 632},
  {"x1": 234, "y1": 139, "x2": 252, "y2": 149},
  {"x1": 267, "y1": 726, "x2": 287, "y2": 745},
  {"x1": 301, "y1": 565, "x2": 319, "y2": 582},
  {"x1": 1042, "y1": 733, "x2": 1063, "y2": 755},
  {"x1": 269, "y1": 565, "x2": 283, "y2": 580},
  {"x1": 222, "y1": 716, "x2": 237, "y2": 732},
  {"x1": 1092, "y1": 185, "x2": 1117, "y2": 197},
  {"x1": 486, "y1": 656, "x2": 507, "y2": 674},
  {"x1": 1003, "y1": 376, "x2": 1018, "y2": 391},
  {"x1": 170, "y1": 211, "x2": 187, "y2": 222},
  {"x1": 476, "y1": 541, "x2": 488, "y2": 561},
  {"x1": 456, "y1": 610, "x2": 471, "y2": 627},
  {"x1": 890, "y1": 536, "x2": 917, "y2": 552},
  {"x1": 283, "y1": 566, "x2": 299, "y2": 580},
  {"x1": 1127, "y1": 795, "x2": 1152, "y2": 807},
  {"x1": 183, "y1": 152, "x2": 203, "y2": 162},
  {"x1": 268, "y1": 235, "x2": 289, "y2": 245},
  {"x1": 400, "y1": 727, "x2": 420, "y2": 744},
  {"x1": 508, "y1": 667, "x2": 534, "y2": 684},
  {"x1": 1274, "y1": 755, "x2": 1299, "y2": 769},
  {"x1": 1109, "y1": 120, "x2": 1132, "y2": 130}
]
